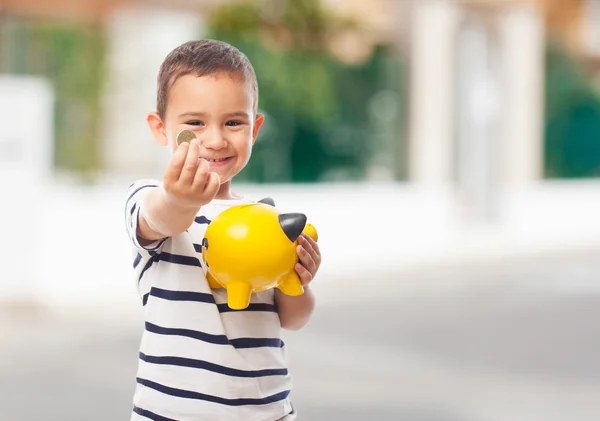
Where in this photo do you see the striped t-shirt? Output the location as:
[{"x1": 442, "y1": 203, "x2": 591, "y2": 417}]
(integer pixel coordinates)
[{"x1": 124, "y1": 180, "x2": 296, "y2": 421}]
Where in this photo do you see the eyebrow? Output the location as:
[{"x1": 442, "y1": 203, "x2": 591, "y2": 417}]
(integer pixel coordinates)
[
  {"x1": 178, "y1": 111, "x2": 208, "y2": 118},
  {"x1": 178, "y1": 111, "x2": 250, "y2": 119},
  {"x1": 226, "y1": 111, "x2": 251, "y2": 119}
]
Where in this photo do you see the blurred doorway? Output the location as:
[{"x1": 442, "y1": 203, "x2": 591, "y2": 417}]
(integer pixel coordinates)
[{"x1": 453, "y1": 8, "x2": 502, "y2": 223}]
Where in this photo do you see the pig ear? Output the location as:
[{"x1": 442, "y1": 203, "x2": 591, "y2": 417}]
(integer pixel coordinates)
[
  {"x1": 279, "y1": 213, "x2": 307, "y2": 242},
  {"x1": 258, "y1": 197, "x2": 275, "y2": 207}
]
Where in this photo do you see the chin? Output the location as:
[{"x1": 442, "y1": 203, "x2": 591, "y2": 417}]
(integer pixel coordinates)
[
  {"x1": 210, "y1": 160, "x2": 240, "y2": 178},
  {"x1": 212, "y1": 169, "x2": 233, "y2": 183}
]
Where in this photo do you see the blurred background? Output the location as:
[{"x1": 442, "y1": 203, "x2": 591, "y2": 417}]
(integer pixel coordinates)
[{"x1": 1, "y1": 0, "x2": 600, "y2": 419}]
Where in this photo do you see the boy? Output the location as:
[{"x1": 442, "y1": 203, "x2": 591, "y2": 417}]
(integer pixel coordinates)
[{"x1": 124, "y1": 40, "x2": 322, "y2": 421}]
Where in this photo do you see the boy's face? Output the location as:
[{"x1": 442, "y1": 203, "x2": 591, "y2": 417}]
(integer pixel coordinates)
[{"x1": 148, "y1": 72, "x2": 263, "y2": 187}]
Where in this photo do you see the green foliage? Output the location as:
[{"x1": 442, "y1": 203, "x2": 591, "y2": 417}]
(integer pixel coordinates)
[
  {"x1": 3, "y1": 19, "x2": 106, "y2": 175},
  {"x1": 544, "y1": 40, "x2": 600, "y2": 178},
  {"x1": 206, "y1": 0, "x2": 403, "y2": 182},
  {"x1": 208, "y1": 0, "x2": 344, "y2": 126}
]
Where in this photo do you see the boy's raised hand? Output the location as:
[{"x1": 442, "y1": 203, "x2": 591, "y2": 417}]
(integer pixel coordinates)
[{"x1": 162, "y1": 139, "x2": 221, "y2": 209}]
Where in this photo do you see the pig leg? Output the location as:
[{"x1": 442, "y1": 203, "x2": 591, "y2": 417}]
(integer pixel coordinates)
[
  {"x1": 226, "y1": 281, "x2": 253, "y2": 310},
  {"x1": 277, "y1": 272, "x2": 304, "y2": 296}
]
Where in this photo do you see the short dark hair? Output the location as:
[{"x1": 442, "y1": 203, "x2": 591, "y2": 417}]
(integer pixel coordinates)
[{"x1": 156, "y1": 39, "x2": 258, "y2": 118}]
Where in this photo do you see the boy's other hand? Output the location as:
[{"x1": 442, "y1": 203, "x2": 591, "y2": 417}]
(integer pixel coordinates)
[
  {"x1": 163, "y1": 139, "x2": 221, "y2": 209},
  {"x1": 295, "y1": 233, "x2": 322, "y2": 286}
]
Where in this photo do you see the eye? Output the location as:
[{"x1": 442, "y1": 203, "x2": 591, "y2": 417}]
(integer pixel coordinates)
[
  {"x1": 185, "y1": 120, "x2": 203, "y2": 126},
  {"x1": 226, "y1": 120, "x2": 243, "y2": 127}
]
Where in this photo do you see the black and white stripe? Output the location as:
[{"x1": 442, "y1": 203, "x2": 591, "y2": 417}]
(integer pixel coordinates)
[{"x1": 125, "y1": 180, "x2": 294, "y2": 421}]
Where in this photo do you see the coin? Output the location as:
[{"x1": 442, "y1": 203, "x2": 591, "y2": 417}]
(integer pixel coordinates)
[{"x1": 177, "y1": 129, "x2": 197, "y2": 145}]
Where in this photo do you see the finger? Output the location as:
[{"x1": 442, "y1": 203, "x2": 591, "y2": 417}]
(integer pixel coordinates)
[
  {"x1": 180, "y1": 139, "x2": 201, "y2": 183},
  {"x1": 202, "y1": 171, "x2": 221, "y2": 200},
  {"x1": 297, "y1": 244, "x2": 317, "y2": 274},
  {"x1": 295, "y1": 263, "x2": 313, "y2": 286},
  {"x1": 300, "y1": 234, "x2": 321, "y2": 263},
  {"x1": 192, "y1": 158, "x2": 210, "y2": 189},
  {"x1": 164, "y1": 142, "x2": 189, "y2": 182}
]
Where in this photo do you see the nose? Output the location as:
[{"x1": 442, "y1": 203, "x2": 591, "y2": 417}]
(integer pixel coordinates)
[{"x1": 200, "y1": 126, "x2": 227, "y2": 150}]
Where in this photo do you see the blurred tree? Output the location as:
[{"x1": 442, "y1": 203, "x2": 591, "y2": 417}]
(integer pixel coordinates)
[
  {"x1": 544, "y1": 40, "x2": 600, "y2": 178},
  {"x1": 206, "y1": 0, "x2": 405, "y2": 182},
  {"x1": 2, "y1": 18, "x2": 105, "y2": 176}
]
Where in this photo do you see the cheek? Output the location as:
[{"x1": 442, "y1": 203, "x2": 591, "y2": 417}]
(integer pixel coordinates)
[
  {"x1": 231, "y1": 129, "x2": 254, "y2": 150},
  {"x1": 162, "y1": 123, "x2": 177, "y2": 149},
  {"x1": 167, "y1": 125, "x2": 191, "y2": 151},
  {"x1": 170, "y1": 135, "x2": 180, "y2": 152}
]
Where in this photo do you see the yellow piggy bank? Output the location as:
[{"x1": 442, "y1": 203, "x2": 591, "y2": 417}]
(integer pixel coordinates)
[{"x1": 201, "y1": 197, "x2": 318, "y2": 310}]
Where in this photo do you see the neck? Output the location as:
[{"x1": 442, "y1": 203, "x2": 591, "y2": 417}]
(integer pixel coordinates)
[{"x1": 214, "y1": 180, "x2": 237, "y2": 200}]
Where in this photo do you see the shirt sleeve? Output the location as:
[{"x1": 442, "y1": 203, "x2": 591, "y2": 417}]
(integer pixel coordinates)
[{"x1": 124, "y1": 179, "x2": 166, "y2": 252}]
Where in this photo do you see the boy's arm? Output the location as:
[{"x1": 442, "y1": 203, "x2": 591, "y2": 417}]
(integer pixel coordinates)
[
  {"x1": 137, "y1": 187, "x2": 201, "y2": 244},
  {"x1": 137, "y1": 139, "x2": 220, "y2": 244},
  {"x1": 275, "y1": 287, "x2": 316, "y2": 331},
  {"x1": 275, "y1": 234, "x2": 321, "y2": 330}
]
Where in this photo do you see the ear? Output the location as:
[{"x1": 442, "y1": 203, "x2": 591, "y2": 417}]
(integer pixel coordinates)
[
  {"x1": 252, "y1": 113, "x2": 265, "y2": 145},
  {"x1": 147, "y1": 112, "x2": 168, "y2": 147},
  {"x1": 258, "y1": 197, "x2": 275, "y2": 207},
  {"x1": 279, "y1": 213, "x2": 307, "y2": 242}
]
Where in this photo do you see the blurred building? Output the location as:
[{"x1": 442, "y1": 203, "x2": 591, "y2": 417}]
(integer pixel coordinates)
[
  {"x1": 1, "y1": 0, "x2": 599, "y2": 217},
  {"x1": 320, "y1": 0, "x2": 600, "y2": 220},
  {"x1": 2, "y1": 0, "x2": 600, "y2": 309}
]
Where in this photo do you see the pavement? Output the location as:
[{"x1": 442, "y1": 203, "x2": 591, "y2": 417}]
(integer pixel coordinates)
[{"x1": 2, "y1": 249, "x2": 600, "y2": 421}]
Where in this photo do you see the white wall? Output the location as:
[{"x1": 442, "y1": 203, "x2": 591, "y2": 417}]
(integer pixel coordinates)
[
  {"x1": 4, "y1": 177, "x2": 599, "y2": 313},
  {"x1": 0, "y1": 76, "x2": 54, "y2": 303}
]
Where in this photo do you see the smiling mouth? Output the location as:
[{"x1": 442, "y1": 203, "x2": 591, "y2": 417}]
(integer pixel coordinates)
[
  {"x1": 204, "y1": 157, "x2": 233, "y2": 166},
  {"x1": 204, "y1": 157, "x2": 231, "y2": 162}
]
